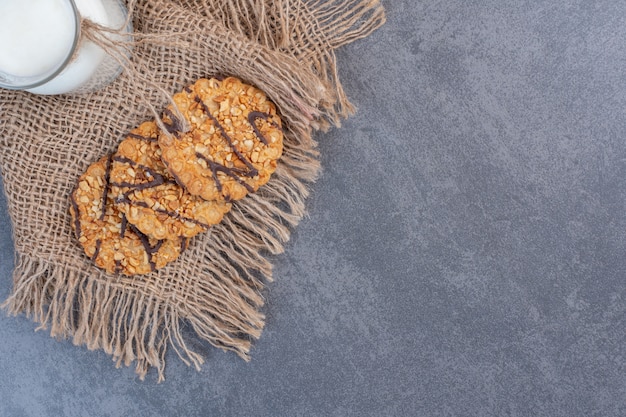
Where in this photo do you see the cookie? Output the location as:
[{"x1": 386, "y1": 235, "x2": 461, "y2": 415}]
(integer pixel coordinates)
[
  {"x1": 109, "y1": 121, "x2": 231, "y2": 240},
  {"x1": 158, "y1": 77, "x2": 284, "y2": 202},
  {"x1": 69, "y1": 154, "x2": 186, "y2": 276}
]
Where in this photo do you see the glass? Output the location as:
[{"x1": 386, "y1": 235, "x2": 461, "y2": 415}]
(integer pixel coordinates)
[{"x1": 0, "y1": 0, "x2": 131, "y2": 95}]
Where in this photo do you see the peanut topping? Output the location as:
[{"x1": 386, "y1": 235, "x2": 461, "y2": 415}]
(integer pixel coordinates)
[{"x1": 158, "y1": 76, "x2": 283, "y2": 203}]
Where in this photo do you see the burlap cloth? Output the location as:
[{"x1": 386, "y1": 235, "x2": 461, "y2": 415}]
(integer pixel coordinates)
[{"x1": 0, "y1": 0, "x2": 384, "y2": 381}]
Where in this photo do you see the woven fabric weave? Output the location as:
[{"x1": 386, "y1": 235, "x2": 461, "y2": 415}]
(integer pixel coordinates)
[{"x1": 0, "y1": 0, "x2": 384, "y2": 381}]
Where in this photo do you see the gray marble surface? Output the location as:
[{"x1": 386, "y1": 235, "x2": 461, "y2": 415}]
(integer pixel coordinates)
[{"x1": 1, "y1": 1, "x2": 626, "y2": 416}]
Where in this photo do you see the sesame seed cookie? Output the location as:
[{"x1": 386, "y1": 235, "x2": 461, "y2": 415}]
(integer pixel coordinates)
[
  {"x1": 109, "y1": 121, "x2": 232, "y2": 241},
  {"x1": 158, "y1": 77, "x2": 284, "y2": 202},
  {"x1": 69, "y1": 154, "x2": 186, "y2": 276}
]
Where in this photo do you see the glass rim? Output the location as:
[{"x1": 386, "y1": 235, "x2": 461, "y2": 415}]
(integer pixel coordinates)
[{"x1": 0, "y1": 0, "x2": 81, "y2": 90}]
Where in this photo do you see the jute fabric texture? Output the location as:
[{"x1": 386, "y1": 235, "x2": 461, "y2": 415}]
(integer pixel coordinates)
[{"x1": 0, "y1": 0, "x2": 384, "y2": 381}]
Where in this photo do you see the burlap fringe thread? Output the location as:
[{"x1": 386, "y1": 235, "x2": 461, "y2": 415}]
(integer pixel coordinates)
[{"x1": 1, "y1": 0, "x2": 384, "y2": 382}]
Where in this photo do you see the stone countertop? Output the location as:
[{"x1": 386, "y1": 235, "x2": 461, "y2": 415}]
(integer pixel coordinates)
[{"x1": 1, "y1": 1, "x2": 625, "y2": 416}]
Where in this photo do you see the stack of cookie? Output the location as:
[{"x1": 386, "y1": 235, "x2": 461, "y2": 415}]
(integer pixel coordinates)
[{"x1": 69, "y1": 77, "x2": 284, "y2": 275}]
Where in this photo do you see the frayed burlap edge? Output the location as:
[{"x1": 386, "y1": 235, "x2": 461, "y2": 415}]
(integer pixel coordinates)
[
  {"x1": 188, "y1": 0, "x2": 386, "y2": 127},
  {"x1": 1, "y1": 123, "x2": 319, "y2": 382}
]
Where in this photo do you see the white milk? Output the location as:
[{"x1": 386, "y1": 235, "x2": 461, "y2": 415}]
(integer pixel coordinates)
[
  {"x1": 0, "y1": 0, "x2": 129, "y2": 95},
  {"x1": 0, "y1": 0, "x2": 75, "y2": 79},
  {"x1": 29, "y1": 0, "x2": 111, "y2": 94}
]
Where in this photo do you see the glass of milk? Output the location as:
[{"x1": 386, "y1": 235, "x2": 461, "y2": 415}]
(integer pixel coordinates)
[{"x1": 0, "y1": 0, "x2": 131, "y2": 95}]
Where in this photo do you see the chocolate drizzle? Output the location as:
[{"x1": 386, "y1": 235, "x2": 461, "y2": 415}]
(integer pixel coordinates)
[
  {"x1": 162, "y1": 108, "x2": 185, "y2": 136},
  {"x1": 162, "y1": 92, "x2": 279, "y2": 201},
  {"x1": 191, "y1": 95, "x2": 283, "y2": 197},
  {"x1": 151, "y1": 240, "x2": 164, "y2": 253},
  {"x1": 247, "y1": 111, "x2": 275, "y2": 145},
  {"x1": 127, "y1": 132, "x2": 157, "y2": 143},
  {"x1": 92, "y1": 240, "x2": 102, "y2": 262},
  {"x1": 114, "y1": 260, "x2": 122, "y2": 274},
  {"x1": 118, "y1": 189, "x2": 211, "y2": 228},
  {"x1": 195, "y1": 152, "x2": 255, "y2": 196},
  {"x1": 100, "y1": 155, "x2": 113, "y2": 221},
  {"x1": 73, "y1": 155, "x2": 177, "y2": 274},
  {"x1": 194, "y1": 96, "x2": 259, "y2": 178},
  {"x1": 110, "y1": 156, "x2": 165, "y2": 192},
  {"x1": 128, "y1": 223, "x2": 162, "y2": 272},
  {"x1": 112, "y1": 179, "x2": 164, "y2": 194},
  {"x1": 111, "y1": 155, "x2": 209, "y2": 228},
  {"x1": 120, "y1": 214, "x2": 128, "y2": 238},
  {"x1": 92, "y1": 157, "x2": 112, "y2": 265},
  {"x1": 160, "y1": 158, "x2": 187, "y2": 190},
  {"x1": 112, "y1": 156, "x2": 163, "y2": 183}
]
